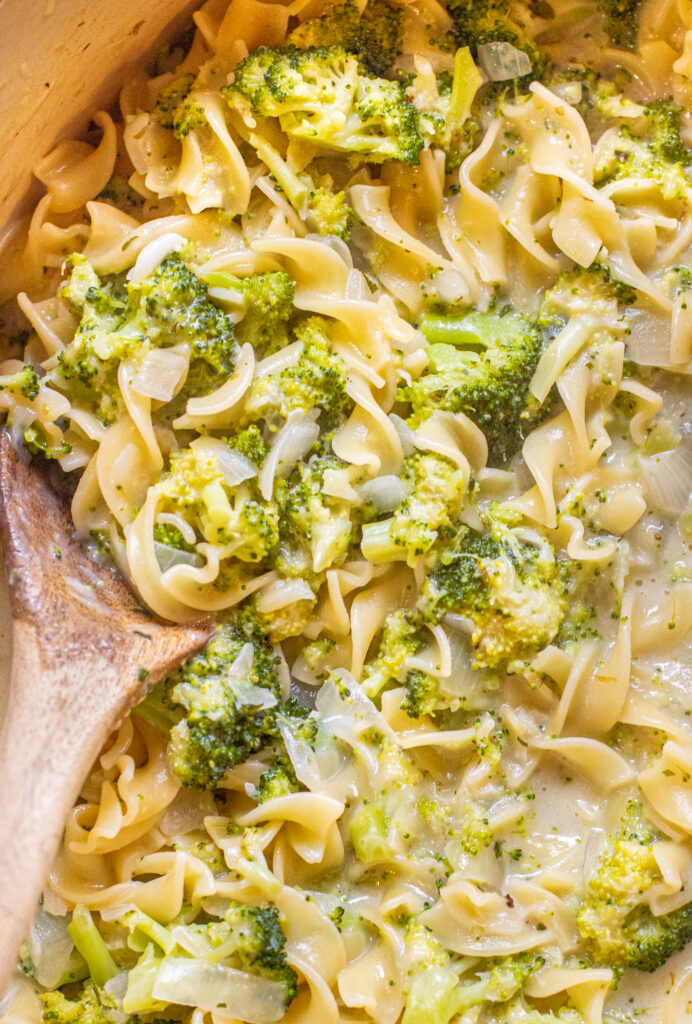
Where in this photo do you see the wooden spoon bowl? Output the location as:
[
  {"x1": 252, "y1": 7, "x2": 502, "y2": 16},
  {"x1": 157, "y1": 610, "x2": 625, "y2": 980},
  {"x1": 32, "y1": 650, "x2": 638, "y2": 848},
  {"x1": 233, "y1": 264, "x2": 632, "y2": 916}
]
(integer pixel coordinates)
[{"x1": 0, "y1": 430, "x2": 212, "y2": 997}]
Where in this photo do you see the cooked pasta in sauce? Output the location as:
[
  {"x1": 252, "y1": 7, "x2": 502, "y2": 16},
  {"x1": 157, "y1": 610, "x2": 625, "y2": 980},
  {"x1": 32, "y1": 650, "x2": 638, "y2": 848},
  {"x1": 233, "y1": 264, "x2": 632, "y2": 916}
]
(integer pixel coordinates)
[{"x1": 2, "y1": 0, "x2": 692, "y2": 1021}]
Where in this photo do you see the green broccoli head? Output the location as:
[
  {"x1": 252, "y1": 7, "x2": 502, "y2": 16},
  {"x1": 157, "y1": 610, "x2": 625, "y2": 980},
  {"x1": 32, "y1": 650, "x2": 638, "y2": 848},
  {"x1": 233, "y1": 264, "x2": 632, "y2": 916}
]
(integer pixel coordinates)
[
  {"x1": 288, "y1": 0, "x2": 403, "y2": 76},
  {"x1": 226, "y1": 46, "x2": 423, "y2": 165},
  {"x1": 255, "y1": 753, "x2": 304, "y2": 802},
  {"x1": 577, "y1": 801, "x2": 692, "y2": 973},
  {"x1": 140, "y1": 612, "x2": 283, "y2": 789},
  {"x1": 56, "y1": 254, "x2": 240, "y2": 423},
  {"x1": 401, "y1": 668, "x2": 444, "y2": 718},
  {"x1": 41, "y1": 982, "x2": 116, "y2": 1024},
  {"x1": 419, "y1": 512, "x2": 565, "y2": 669},
  {"x1": 361, "y1": 608, "x2": 428, "y2": 698},
  {"x1": 201, "y1": 269, "x2": 295, "y2": 356},
  {"x1": 398, "y1": 307, "x2": 545, "y2": 466},
  {"x1": 0, "y1": 365, "x2": 40, "y2": 400},
  {"x1": 360, "y1": 452, "x2": 468, "y2": 566},
  {"x1": 157, "y1": 446, "x2": 279, "y2": 561},
  {"x1": 223, "y1": 902, "x2": 298, "y2": 1004},
  {"x1": 308, "y1": 184, "x2": 353, "y2": 241},
  {"x1": 274, "y1": 453, "x2": 365, "y2": 582},
  {"x1": 243, "y1": 316, "x2": 351, "y2": 430}
]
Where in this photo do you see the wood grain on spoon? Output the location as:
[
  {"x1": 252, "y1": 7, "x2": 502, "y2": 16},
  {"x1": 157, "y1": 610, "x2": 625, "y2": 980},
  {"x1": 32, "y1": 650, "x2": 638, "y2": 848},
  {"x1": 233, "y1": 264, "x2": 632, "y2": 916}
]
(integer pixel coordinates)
[{"x1": 0, "y1": 430, "x2": 212, "y2": 998}]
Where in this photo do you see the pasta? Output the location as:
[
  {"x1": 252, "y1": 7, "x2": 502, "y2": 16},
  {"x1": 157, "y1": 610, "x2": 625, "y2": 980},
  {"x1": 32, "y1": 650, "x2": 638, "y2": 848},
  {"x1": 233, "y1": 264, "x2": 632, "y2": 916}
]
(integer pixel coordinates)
[{"x1": 3, "y1": 0, "x2": 692, "y2": 1021}]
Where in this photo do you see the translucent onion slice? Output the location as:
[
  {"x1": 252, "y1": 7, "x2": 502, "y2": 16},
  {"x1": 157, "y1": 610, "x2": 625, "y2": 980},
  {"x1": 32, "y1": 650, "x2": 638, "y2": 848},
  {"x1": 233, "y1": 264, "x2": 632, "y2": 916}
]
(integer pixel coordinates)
[
  {"x1": 256, "y1": 577, "x2": 315, "y2": 613},
  {"x1": 131, "y1": 348, "x2": 189, "y2": 402},
  {"x1": 259, "y1": 410, "x2": 320, "y2": 500},
  {"x1": 388, "y1": 413, "x2": 416, "y2": 456},
  {"x1": 28, "y1": 909, "x2": 77, "y2": 988},
  {"x1": 126, "y1": 232, "x2": 187, "y2": 284},
  {"x1": 151, "y1": 958, "x2": 286, "y2": 1024},
  {"x1": 625, "y1": 306, "x2": 671, "y2": 366},
  {"x1": 477, "y1": 41, "x2": 531, "y2": 81},
  {"x1": 357, "y1": 475, "x2": 408, "y2": 513},
  {"x1": 639, "y1": 445, "x2": 692, "y2": 516},
  {"x1": 190, "y1": 436, "x2": 258, "y2": 486},
  {"x1": 154, "y1": 542, "x2": 203, "y2": 573}
]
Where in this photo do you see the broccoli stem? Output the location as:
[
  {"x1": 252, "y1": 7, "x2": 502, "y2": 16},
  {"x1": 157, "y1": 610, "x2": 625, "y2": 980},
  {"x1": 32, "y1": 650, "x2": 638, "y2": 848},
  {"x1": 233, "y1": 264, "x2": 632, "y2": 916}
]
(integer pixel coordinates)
[
  {"x1": 67, "y1": 906, "x2": 118, "y2": 987},
  {"x1": 417, "y1": 314, "x2": 491, "y2": 348},
  {"x1": 249, "y1": 133, "x2": 310, "y2": 216},
  {"x1": 360, "y1": 519, "x2": 410, "y2": 564}
]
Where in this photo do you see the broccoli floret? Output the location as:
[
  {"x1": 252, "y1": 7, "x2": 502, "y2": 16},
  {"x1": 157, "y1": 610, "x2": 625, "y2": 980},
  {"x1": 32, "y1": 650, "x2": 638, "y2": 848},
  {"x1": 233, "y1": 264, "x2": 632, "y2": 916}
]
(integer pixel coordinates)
[
  {"x1": 419, "y1": 513, "x2": 566, "y2": 669},
  {"x1": 274, "y1": 454, "x2": 364, "y2": 583},
  {"x1": 221, "y1": 902, "x2": 298, "y2": 1005},
  {"x1": 288, "y1": 0, "x2": 402, "y2": 76},
  {"x1": 136, "y1": 612, "x2": 282, "y2": 789},
  {"x1": 577, "y1": 802, "x2": 692, "y2": 973},
  {"x1": 226, "y1": 46, "x2": 423, "y2": 165},
  {"x1": 308, "y1": 185, "x2": 353, "y2": 240},
  {"x1": 41, "y1": 982, "x2": 116, "y2": 1024},
  {"x1": 594, "y1": 101, "x2": 690, "y2": 200},
  {"x1": 444, "y1": 0, "x2": 542, "y2": 77},
  {"x1": 55, "y1": 254, "x2": 239, "y2": 424},
  {"x1": 201, "y1": 269, "x2": 295, "y2": 356},
  {"x1": 397, "y1": 308, "x2": 545, "y2": 466},
  {"x1": 256, "y1": 754, "x2": 303, "y2": 802},
  {"x1": 360, "y1": 452, "x2": 468, "y2": 565},
  {"x1": 152, "y1": 522, "x2": 196, "y2": 552},
  {"x1": 157, "y1": 446, "x2": 279, "y2": 561},
  {"x1": 153, "y1": 73, "x2": 196, "y2": 128},
  {"x1": 361, "y1": 609, "x2": 428, "y2": 698},
  {"x1": 0, "y1": 365, "x2": 40, "y2": 400},
  {"x1": 539, "y1": 263, "x2": 637, "y2": 321},
  {"x1": 227, "y1": 424, "x2": 270, "y2": 466},
  {"x1": 243, "y1": 316, "x2": 351, "y2": 430},
  {"x1": 21, "y1": 424, "x2": 72, "y2": 461},
  {"x1": 598, "y1": 0, "x2": 643, "y2": 49},
  {"x1": 401, "y1": 668, "x2": 444, "y2": 718}
]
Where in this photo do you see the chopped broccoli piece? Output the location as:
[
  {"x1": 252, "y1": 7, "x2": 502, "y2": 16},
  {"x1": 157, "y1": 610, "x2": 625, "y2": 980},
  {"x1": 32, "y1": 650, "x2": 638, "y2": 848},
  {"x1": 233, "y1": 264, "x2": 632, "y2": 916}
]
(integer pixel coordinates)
[
  {"x1": 274, "y1": 454, "x2": 364, "y2": 582},
  {"x1": 243, "y1": 316, "x2": 351, "y2": 430},
  {"x1": 401, "y1": 668, "x2": 444, "y2": 718},
  {"x1": 21, "y1": 424, "x2": 72, "y2": 461},
  {"x1": 308, "y1": 185, "x2": 353, "y2": 240},
  {"x1": 226, "y1": 46, "x2": 423, "y2": 165},
  {"x1": 444, "y1": 0, "x2": 543, "y2": 77},
  {"x1": 577, "y1": 801, "x2": 692, "y2": 973},
  {"x1": 598, "y1": 0, "x2": 643, "y2": 49},
  {"x1": 288, "y1": 0, "x2": 403, "y2": 76},
  {"x1": 136, "y1": 612, "x2": 282, "y2": 789},
  {"x1": 227, "y1": 424, "x2": 270, "y2": 467},
  {"x1": 644, "y1": 98, "x2": 688, "y2": 163},
  {"x1": 41, "y1": 982, "x2": 116, "y2": 1024},
  {"x1": 256, "y1": 754, "x2": 304, "y2": 802},
  {"x1": 200, "y1": 269, "x2": 295, "y2": 356},
  {"x1": 0, "y1": 365, "x2": 40, "y2": 400},
  {"x1": 152, "y1": 73, "x2": 196, "y2": 128},
  {"x1": 361, "y1": 609, "x2": 428, "y2": 698},
  {"x1": 56, "y1": 254, "x2": 239, "y2": 424},
  {"x1": 156, "y1": 446, "x2": 279, "y2": 560},
  {"x1": 419, "y1": 513, "x2": 566, "y2": 669},
  {"x1": 360, "y1": 452, "x2": 468, "y2": 565},
  {"x1": 221, "y1": 901, "x2": 298, "y2": 1005},
  {"x1": 398, "y1": 308, "x2": 545, "y2": 466}
]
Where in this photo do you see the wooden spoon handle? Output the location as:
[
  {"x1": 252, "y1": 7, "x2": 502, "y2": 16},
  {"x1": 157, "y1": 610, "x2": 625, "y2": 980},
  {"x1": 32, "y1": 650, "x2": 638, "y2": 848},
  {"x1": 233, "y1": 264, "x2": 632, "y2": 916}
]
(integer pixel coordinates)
[{"x1": 0, "y1": 623, "x2": 124, "y2": 997}]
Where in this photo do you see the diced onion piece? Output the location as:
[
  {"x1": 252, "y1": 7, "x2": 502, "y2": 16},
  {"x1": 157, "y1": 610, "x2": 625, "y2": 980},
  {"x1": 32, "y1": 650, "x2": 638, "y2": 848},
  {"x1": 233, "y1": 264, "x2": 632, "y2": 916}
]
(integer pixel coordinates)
[
  {"x1": 256, "y1": 577, "x2": 315, "y2": 613},
  {"x1": 550, "y1": 81, "x2": 583, "y2": 104},
  {"x1": 433, "y1": 268, "x2": 468, "y2": 304},
  {"x1": 259, "y1": 410, "x2": 320, "y2": 500},
  {"x1": 154, "y1": 542, "x2": 203, "y2": 572},
  {"x1": 226, "y1": 642, "x2": 279, "y2": 709},
  {"x1": 152, "y1": 958, "x2": 286, "y2": 1024},
  {"x1": 639, "y1": 445, "x2": 692, "y2": 516},
  {"x1": 255, "y1": 341, "x2": 304, "y2": 379},
  {"x1": 477, "y1": 41, "x2": 531, "y2": 81},
  {"x1": 190, "y1": 436, "x2": 258, "y2": 486},
  {"x1": 357, "y1": 475, "x2": 408, "y2": 513},
  {"x1": 126, "y1": 232, "x2": 187, "y2": 284},
  {"x1": 389, "y1": 413, "x2": 416, "y2": 456},
  {"x1": 131, "y1": 348, "x2": 189, "y2": 402},
  {"x1": 29, "y1": 910, "x2": 77, "y2": 988},
  {"x1": 345, "y1": 268, "x2": 372, "y2": 301},
  {"x1": 625, "y1": 307, "x2": 671, "y2": 365}
]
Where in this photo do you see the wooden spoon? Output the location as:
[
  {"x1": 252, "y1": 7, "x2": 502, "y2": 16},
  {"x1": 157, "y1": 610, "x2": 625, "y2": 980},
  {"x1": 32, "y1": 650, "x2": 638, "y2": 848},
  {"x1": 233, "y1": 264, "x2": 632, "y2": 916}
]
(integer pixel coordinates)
[{"x1": 0, "y1": 430, "x2": 212, "y2": 998}]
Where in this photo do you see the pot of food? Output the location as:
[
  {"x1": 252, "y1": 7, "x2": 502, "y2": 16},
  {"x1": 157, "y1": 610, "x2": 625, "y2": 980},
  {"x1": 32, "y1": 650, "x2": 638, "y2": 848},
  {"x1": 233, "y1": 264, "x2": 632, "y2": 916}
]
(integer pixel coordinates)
[{"x1": 2, "y1": 0, "x2": 692, "y2": 1020}]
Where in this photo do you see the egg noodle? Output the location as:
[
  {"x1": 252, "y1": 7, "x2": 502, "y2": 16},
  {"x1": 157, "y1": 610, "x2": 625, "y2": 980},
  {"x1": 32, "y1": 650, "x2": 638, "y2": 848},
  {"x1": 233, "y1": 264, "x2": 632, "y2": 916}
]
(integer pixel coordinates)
[{"x1": 3, "y1": 0, "x2": 692, "y2": 1021}]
